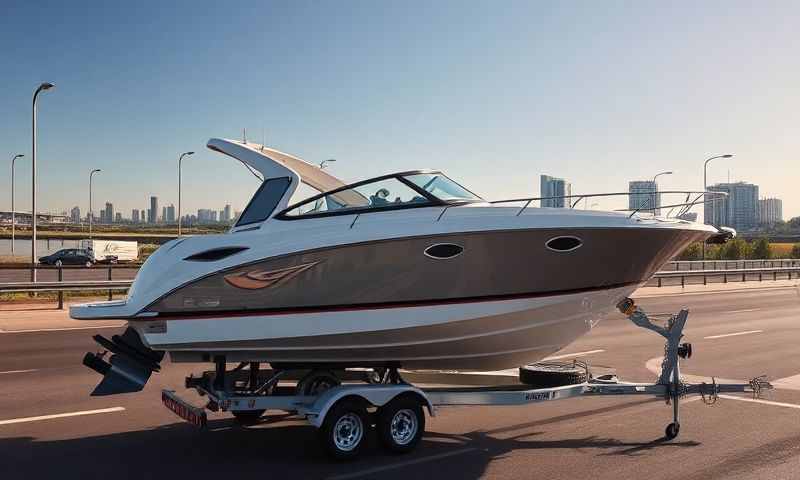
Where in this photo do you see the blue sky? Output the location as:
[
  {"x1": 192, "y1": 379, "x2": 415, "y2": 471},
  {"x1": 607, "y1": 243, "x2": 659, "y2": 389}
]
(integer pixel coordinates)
[{"x1": 1, "y1": 1, "x2": 798, "y2": 218}]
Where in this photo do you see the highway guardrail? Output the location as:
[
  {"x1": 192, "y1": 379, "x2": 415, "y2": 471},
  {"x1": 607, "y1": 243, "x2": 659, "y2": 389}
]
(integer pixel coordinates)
[{"x1": 3, "y1": 266, "x2": 800, "y2": 310}]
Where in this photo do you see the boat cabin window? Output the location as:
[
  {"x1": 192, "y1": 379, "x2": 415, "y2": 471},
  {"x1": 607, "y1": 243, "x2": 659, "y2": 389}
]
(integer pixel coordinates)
[
  {"x1": 283, "y1": 177, "x2": 430, "y2": 217},
  {"x1": 235, "y1": 177, "x2": 292, "y2": 226},
  {"x1": 403, "y1": 173, "x2": 481, "y2": 202}
]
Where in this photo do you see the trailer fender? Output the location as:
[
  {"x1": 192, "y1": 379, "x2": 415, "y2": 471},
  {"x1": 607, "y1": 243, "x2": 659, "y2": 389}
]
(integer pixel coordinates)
[{"x1": 305, "y1": 384, "x2": 435, "y2": 428}]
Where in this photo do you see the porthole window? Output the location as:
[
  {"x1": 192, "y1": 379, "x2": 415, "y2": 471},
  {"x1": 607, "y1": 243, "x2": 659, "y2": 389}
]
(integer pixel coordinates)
[
  {"x1": 424, "y1": 243, "x2": 464, "y2": 259},
  {"x1": 545, "y1": 236, "x2": 582, "y2": 252}
]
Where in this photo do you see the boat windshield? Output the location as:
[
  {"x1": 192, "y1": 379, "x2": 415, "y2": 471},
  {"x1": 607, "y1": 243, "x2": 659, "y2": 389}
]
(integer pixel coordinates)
[
  {"x1": 280, "y1": 171, "x2": 482, "y2": 218},
  {"x1": 402, "y1": 173, "x2": 482, "y2": 202},
  {"x1": 283, "y1": 176, "x2": 429, "y2": 217}
]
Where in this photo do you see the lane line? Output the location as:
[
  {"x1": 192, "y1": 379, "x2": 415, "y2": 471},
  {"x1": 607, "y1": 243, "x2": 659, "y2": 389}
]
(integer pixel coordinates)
[
  {"x1": 0, "y1": 407, "x2": 125, "y2": 426},
  {"x1": 0, "y1": 369, "x2": 38, "y2": 375},
  {"x1": 703, "y1": 330, "x2": 763, "y2": 340},
  {"x1": 327, "y1": 447, "x2": 477, "y2": 480},
  {"x1": 718, "y1": 395, "x2": 800, "y2": 410},
  {"x1": 723, "y1": 308, "x2": 761, "y2": 314},
  {"x1": 544, "y1": 349, "x2": 606, "y2": 361},
  {"x1": 0, "y1": 324, "x2": 123, "y2": 334},
  {"x1": 770, "y1": 373, "x2": 800, "y2": 391}
]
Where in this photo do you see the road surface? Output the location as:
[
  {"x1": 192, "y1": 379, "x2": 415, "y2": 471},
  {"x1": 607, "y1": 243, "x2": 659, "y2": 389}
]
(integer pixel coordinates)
[{"x1": 1, "y1": 285, "x2": 799, "y2": 479}]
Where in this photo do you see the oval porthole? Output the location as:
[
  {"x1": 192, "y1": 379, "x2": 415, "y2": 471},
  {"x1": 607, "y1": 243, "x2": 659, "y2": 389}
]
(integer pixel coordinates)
[
  {"x1": 545, "y1": 236, "x2": 582, "y2": 252},
  {"x1": 424, "y1": 243, "x2": 464, "y2": 260}
]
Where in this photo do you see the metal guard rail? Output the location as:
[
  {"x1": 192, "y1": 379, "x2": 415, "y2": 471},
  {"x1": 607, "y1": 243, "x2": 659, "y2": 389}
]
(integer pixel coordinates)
[{"x1": 3, "y1": 265, "x2": 798, "y2": 309}]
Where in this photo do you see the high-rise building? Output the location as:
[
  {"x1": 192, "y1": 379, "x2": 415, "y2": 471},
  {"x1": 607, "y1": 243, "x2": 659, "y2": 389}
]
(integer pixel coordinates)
[
  {"x1": 758, "y1": 198, "x2": 783, "y2": 226},
  {"x1": 132, "y1": 209, "x2": 140, "y2": 223},
  {"x1": 105, "y1": 202, "x2": 114, "y2": 224},
  {"x1": 197, "y1": 208, "x2": 214, "y2": 223},
  {"x1": 166, "y1": 204, "x2": 176, "y2": 223},
  {"x1": 70, "y1": 206, "x2": 81, "y2": 223},
  {"x1": 149, "y1": 196, "x2": 158, "y2": 224},
  {"x1": 115, "y1": 212, "x2": 122, "y2": 223},
  {"x1": 161, "y1": 206, "x2": 167, "y2": 224},
  {"x1": 628, "y1": 180, "x2": 659, "y2": 214},
  {"x1": 222, "y1": 204, "x2": 232, "y2": 223},
  {"x1": 540, "y1": 175, "x2": 571, "y2": 208},
  {"x1": 704, "y1": 182, "x2": 759, "y2": 231}
]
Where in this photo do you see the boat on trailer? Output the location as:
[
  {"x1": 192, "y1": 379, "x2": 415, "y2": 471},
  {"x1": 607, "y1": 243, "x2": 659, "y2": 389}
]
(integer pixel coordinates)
[{"x1": 70, "y1": 138, "x2": 768, "y2": 458}]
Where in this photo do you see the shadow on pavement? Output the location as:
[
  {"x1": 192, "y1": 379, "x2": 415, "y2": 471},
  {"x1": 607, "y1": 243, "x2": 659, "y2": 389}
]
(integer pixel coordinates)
[{"x1": 0, "y1": 407, "x2": 702, "y2": 480}]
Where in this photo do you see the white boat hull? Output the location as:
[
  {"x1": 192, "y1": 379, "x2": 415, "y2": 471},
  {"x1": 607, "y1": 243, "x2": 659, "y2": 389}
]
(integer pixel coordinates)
[{"x1": 141, "y1": 284, "x2": 636, "y2": 370}]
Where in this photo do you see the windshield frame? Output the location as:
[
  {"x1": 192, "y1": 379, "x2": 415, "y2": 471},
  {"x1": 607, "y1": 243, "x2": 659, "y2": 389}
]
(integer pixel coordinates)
[{"x1": 275, "y1": 170, "x2": 483, "y2": 220}]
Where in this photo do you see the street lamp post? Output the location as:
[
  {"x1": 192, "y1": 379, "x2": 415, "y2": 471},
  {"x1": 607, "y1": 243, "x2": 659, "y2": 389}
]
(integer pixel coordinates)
[
  {"x1": 31, "y1": 82, "x2": 55, "y2": 281},
  {"x1": 702, "y1": 154, "x2": 734, "y2": 259},
  {"x1": 89, "y1": 169, "x2": 101, "y2": 239},
  {"x1": 319, "y1": 159, "x2": 336, "y2": 169},
  {"x1": 651, "y1": 171, "x2": 673, "y2": 216},
  {"x1": 10, "y1": 154, "x2": 24, "y2": 255},
  {"x1": 177, "y1": 151, "x2": 195, "y2": 237}
]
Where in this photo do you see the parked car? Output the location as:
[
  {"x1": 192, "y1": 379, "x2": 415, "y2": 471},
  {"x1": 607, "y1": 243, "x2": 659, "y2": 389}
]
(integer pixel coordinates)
[{"x1": 38, "y1": 248, "x2": 95, "y2": 267}]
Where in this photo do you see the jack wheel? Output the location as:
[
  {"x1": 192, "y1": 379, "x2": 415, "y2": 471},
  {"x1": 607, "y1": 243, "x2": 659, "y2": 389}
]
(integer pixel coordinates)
[{"x1": 665, "y1": 422, "x2": 680, "y2": 440}]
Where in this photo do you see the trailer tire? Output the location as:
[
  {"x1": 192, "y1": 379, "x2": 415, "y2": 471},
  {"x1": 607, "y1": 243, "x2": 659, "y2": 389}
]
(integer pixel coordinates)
[
  {"x1": 377, "y1": 395, "x2": 425, "y2": 454},
  {"x1": 319, "y1": 398, "x2": 369, "y2": 460},
  {"x1": 232, "y1": 409, "x2": 265, "y2": 425},
  {"x1": 519, "y1": 362, "x2": 588, "y2": 387}
]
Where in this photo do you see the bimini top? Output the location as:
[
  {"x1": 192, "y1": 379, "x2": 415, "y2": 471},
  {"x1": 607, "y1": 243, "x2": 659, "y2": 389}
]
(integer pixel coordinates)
[{"x1": 207, "y1": 138, "x2": 483, "y2": 230}]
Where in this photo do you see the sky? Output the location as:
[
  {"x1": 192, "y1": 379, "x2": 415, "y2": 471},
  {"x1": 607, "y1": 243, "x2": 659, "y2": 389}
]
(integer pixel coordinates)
[{"x1": 1, "y1": 1, "x2": 799, "y2": 219}]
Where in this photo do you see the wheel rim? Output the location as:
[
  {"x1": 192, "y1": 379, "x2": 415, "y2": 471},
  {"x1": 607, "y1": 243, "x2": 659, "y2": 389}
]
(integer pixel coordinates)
[
  {"x1": 333, "y1": 413, "x2": 363, "y2": 452},
  {"x1": 390, "y1": 409, "x2": 418, "y2": 445}
]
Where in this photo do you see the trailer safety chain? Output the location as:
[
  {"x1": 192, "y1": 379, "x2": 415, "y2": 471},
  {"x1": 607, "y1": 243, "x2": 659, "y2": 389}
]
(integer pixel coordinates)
[
  {"x1": 749, "y1": 375, "x2": 773, "y2": 399},
  {"x1": 700, "y1": 377, "x2": 718, "y2": 405}
]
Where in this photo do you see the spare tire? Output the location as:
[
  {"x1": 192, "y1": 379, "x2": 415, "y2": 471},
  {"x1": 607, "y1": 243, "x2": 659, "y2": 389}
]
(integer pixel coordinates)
[{"x1": 519, "y1": 362, "x2": 589, "y2": 387}]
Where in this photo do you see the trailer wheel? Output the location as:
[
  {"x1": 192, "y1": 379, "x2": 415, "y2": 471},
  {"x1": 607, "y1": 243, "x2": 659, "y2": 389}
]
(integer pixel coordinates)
[
  {"x1": 319, "y1": 398, "x2": 368, "y2": 460},
  {"x1": 377, "y1": 395, "x2": 425, "y2": 454},
  {"x1": 232, "y1": 409, "x2": 265, "y2": 425},
  {"x1": 519, "y1": 362, "x2": 588, "y2": 387}
]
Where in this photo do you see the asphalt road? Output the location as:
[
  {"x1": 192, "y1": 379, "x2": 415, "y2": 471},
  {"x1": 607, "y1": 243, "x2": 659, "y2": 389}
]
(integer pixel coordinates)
[{"x1": 1, "y1": 286, "x2": 800, "y2": 479}]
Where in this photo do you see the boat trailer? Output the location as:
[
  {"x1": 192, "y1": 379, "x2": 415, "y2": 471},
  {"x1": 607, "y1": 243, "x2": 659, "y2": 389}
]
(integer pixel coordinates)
[{"x1": 160, "y1": 298, "x2": 772, "y2": 459}]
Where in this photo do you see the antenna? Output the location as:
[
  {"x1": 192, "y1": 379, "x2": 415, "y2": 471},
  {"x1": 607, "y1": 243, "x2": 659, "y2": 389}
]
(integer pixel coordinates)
[
  {"x1": 261, "y1": 128, "x2": 265, "y2": 152},
  {"x1": 243, "y1": 128, "x2": 247, "y2": 144}
]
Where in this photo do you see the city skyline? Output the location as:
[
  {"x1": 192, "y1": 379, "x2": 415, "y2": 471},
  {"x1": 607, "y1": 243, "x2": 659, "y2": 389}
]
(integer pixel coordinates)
[{"x1": 2, "y1": 2, "x2": 800, "y2": 219}]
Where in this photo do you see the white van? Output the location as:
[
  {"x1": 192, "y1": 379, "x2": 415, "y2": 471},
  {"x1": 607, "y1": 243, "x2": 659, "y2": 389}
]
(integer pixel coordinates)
[{"x1": 80, "y1": 240, "x2": 139, "y2": 263}]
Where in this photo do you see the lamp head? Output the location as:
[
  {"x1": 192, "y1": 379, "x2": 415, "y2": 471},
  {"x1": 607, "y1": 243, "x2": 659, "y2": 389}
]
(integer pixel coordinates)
[{"x1": 722, "y1": 154, "x2": 733, "y2": 158}]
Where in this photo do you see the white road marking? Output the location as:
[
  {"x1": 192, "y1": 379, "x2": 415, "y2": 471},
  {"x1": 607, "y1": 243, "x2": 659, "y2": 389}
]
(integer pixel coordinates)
[
  {"x1": 723, "y1": 308, "x2": 761, "y2": 314},
  {"x1": 0, "y1": 407, "x2": 125, "y2": 426},
  {"x1": 0, "y1": 325, "x2": 123, "y2": 334},
  {"x1": 0, "y1": 369, "x2": 38, "y2": 375},
  {"x1": 718, "y1": 395, "x2": 800, "y2": 410},
  {"x1": 770, "y1": 373, "x2": 800, "y2": 391},
  {"x1": 703, "y1": 330, "x2": 763, "y2": 340},
  {"x1": 544, "y1": 349, "x2": 606, "y2": 361},
  {"x1": 327, "y1": 447, "x2": 477, "y2": 480}
]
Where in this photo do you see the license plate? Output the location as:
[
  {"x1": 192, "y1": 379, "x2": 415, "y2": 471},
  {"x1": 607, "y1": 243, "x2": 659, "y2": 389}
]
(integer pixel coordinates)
[{"x1": 162, "y1": 390, "x2": 207, "y2": 427}]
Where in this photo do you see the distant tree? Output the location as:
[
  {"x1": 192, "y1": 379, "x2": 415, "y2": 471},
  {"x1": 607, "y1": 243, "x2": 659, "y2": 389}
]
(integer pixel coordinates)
[
  {"x1": 792, "y1": 243, "x2": 800, "y2": 259},
  {"x1": 677, "y1": 242, "x2": 702, "y2": 261},
  {"x1": 788, "y1": 217, "x2": 800, "y2": 231},
  {"x1": 752, "y1": 237, "x2": 771, "y2": 259},
  {"x1": 720, "y1": 238, "x2": 747, "y2": 260}
]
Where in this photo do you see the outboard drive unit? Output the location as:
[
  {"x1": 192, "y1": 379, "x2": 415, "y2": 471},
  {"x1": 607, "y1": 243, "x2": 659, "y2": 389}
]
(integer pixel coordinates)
[{"x1": 83, "y1": 327, "x2": 164, "y2": 396}]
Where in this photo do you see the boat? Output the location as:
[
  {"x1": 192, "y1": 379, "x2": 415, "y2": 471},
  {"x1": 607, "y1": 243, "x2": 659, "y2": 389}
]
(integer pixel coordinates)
[{"x1": 72, "y1": 138, "x2": 724, "y2": 395}]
